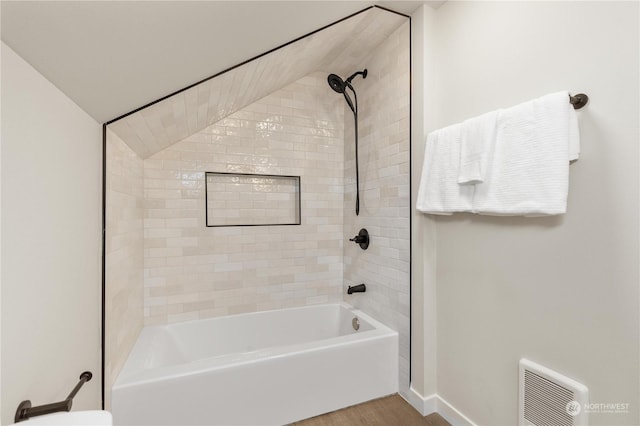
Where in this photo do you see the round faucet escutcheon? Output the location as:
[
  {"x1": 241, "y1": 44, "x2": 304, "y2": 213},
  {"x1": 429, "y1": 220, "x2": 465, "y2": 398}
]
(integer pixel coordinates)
[{"x1": 349, "y1": 228, "x2": 369, "y2": 250}]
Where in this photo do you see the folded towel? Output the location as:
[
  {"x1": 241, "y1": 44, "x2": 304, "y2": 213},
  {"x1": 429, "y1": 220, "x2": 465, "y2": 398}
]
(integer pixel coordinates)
[
  {"x1": 472, "y1": 91, "x2": 580, "y2": 216},
  {"x1": 458, "y1": 110, "x2": 499, "y2": 185},
  {"x1": 417, "y1": 124, "x2": 474, "y2": 215}
]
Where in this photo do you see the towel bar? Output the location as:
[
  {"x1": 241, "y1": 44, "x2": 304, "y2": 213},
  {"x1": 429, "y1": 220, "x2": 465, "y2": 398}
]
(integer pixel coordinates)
[{"x1": 569, "y1": 93, "x2": 588, "y2": 109}]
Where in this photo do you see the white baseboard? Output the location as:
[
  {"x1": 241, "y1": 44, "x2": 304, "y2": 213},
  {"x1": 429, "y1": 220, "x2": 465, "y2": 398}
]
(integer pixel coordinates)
[
  {"x1": 436, "y1": 395, "x2": 477, "y2": 426},
  {"x1": 404, "y1": 387, "x2": 477, "y2": 426},
  {"x1": 404, "y1": 386, "x2": 438, "y2": 415}
]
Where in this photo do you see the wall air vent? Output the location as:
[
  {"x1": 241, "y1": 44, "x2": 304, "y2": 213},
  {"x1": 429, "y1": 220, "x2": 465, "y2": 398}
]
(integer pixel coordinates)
[{"x1": 519, "y1": 358, "x2": 588, "y2": 426}]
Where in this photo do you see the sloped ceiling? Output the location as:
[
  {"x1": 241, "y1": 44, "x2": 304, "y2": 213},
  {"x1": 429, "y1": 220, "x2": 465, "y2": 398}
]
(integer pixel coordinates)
[
  {"x1": 1, "y1": 1, "x2": 439, "y2": 124},
  {"x1": 107, "y1": 7, "x2": 407, "y2": 158}
]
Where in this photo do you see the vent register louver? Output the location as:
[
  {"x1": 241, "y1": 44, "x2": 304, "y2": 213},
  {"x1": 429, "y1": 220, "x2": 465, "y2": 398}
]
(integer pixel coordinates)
[{"x1": 519, "y1": 359, "x2": 589, "y2": 426}]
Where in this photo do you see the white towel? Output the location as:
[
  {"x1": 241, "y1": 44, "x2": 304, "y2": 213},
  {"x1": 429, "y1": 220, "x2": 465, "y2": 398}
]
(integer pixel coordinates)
[
  {"x1": 417, "y1": 124, "x2": 474, "y2": 215},
  {"x1": 458, "y1": 110, "x2": 499, "y2": 185},
  {"x1": 568, "y1": 101, "x2": 580, "y2": 161},
  {"x1": 472, "y1": 91, "x2": 580, "y2": 216}
]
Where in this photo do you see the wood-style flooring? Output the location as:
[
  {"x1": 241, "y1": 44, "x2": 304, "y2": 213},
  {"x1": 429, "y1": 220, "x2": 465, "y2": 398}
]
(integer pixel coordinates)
[{"x1": 292, "y1": 395, "x2": 451, "y2": 426}]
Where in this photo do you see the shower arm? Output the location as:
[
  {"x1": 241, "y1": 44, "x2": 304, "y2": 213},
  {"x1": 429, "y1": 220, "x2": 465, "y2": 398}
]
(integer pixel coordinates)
[{"x1": 346, "y1": 70, "x2": 367, "y2": 85}]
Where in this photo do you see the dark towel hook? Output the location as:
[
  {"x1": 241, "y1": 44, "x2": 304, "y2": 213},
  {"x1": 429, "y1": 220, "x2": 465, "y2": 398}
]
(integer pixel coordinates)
[{"x1": 569, "y1": 93, "x2": 589, "y2": 110}]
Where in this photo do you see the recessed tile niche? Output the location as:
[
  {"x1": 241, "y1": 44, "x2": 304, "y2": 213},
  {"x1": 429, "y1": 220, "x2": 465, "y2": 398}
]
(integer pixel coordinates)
[{"x1": 205, "y1": 172, "x2": 301, "y2": 227}]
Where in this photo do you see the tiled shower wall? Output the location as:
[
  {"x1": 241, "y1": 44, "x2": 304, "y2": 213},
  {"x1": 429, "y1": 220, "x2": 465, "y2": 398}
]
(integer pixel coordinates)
[
  {"x1": 104, "y1": 129, "x2": 144, "y2": 408},
  {"x1": 343, "y1": 22, "x2": 411, "y2": 395},
  {"x1": 105, "y1": 20, "x2": 410, "y2": 398},
  {"x1": 142, "y1": 73, "x2": 345, "y2": 324}
]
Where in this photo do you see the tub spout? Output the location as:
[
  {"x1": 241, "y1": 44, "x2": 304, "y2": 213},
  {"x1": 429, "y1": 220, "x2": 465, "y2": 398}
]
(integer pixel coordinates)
[{"x1": 347, "y1": 283, "x2": 366, "y2": 294}]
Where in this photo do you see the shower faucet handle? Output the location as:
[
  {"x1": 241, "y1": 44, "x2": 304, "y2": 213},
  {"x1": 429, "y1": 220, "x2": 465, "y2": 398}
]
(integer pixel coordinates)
[{"x1": 349, "y1": 228, "x2": 369, "y2": 250}]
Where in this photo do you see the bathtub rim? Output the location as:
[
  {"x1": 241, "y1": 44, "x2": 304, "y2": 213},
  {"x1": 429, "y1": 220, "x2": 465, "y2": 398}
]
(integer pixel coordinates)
[
  {"x1": 113, "y1": 302, "x2": 397, "y2": 390},
  {"x1": 154, "y1": 301, "x2": 385, "y2": 332}
]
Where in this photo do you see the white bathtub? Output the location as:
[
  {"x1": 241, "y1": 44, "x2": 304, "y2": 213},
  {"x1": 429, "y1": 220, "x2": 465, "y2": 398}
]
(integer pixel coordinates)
[{"x1": 111, "y1": 303, "x2": 398, "y2": 425}]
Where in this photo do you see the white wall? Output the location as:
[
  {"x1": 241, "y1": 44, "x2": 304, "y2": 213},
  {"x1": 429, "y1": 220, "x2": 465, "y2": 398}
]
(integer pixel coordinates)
[
  {"x1": 419, "y1": 2, "x2": 639, "y2": 425},
  {"x1": 1, "y1": 42, "x2": 102, "y2": 425}
]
